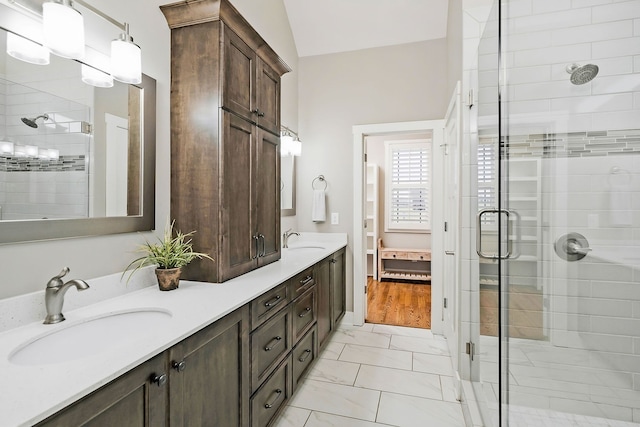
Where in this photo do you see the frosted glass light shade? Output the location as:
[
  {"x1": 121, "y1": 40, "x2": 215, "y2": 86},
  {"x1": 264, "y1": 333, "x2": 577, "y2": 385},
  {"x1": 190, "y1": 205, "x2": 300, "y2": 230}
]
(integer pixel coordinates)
[
  {"x1": 43, "y1": 0, "x2": 85, "y2": 59},
  {"x1": 82, "y1": 64, "x2": 113, "y2": 88},
  {"x1": 111, "y1": 36, "x2": 141, "y2": 84},
  {"x1": 290, "y1": 139, "x2": 302, "y2": 157},
  {"x1": 6, "y1": 33, "x2": 50, "y2": 65}
]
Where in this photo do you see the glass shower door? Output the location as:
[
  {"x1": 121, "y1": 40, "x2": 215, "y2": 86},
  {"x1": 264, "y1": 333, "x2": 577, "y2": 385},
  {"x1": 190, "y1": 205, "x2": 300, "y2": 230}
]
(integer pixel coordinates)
[
  {"x1": 472, "y1": 0, "x2": 640, "y2": 426},
  {"x1": 499, "y1": 0, "x2": 640, "y2": 425}
]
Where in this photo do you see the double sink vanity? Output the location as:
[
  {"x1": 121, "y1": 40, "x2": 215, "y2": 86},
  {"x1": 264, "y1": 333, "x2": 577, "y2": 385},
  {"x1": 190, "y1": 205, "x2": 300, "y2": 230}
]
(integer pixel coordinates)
[{"x1": 0, "y1": 233, "x2": 347, "y2": 427}]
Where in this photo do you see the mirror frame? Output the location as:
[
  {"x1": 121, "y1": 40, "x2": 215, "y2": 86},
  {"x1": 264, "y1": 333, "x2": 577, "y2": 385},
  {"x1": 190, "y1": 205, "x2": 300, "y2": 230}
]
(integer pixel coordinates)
[{"x1": 0, "y1": 73, "x2": 156, "y2": 244}]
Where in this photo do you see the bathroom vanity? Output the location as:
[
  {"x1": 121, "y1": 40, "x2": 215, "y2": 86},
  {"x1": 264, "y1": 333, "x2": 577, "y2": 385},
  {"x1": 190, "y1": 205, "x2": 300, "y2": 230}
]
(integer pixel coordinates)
[{"x1": 0, "y1": 233, "x2": 346, "y2": 427}]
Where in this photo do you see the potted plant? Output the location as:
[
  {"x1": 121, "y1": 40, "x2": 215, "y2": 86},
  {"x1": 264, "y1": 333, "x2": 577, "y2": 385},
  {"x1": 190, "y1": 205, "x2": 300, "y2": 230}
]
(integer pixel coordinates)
[{"x1": 123, "y1": 220, "x2": 213, "y2": 291}]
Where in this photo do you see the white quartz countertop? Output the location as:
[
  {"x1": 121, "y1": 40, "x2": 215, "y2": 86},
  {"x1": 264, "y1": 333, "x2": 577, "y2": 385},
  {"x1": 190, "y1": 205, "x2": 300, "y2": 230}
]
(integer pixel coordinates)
[{"x1": 0, "y1": 233, "x2": 347, "y2": 427}]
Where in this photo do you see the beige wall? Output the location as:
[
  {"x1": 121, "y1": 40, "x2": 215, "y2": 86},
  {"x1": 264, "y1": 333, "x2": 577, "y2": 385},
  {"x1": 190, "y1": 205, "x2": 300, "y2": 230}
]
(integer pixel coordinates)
[
  {"x1": 0, "y1": 0, "x2": 298, "y2": 299},
  {"x1": 296, "y1": 39, "x2": 449, "y2": 312}
]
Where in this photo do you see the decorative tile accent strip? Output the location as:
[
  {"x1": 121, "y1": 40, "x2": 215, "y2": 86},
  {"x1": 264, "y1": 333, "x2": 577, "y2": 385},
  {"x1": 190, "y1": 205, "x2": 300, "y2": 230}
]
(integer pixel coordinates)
[
  {"x1": 480, "y1": 129, "x2": 640, "y2": 158},
  {"x1": 0, "y1": 155, "x2": 85, "y2": 172}
]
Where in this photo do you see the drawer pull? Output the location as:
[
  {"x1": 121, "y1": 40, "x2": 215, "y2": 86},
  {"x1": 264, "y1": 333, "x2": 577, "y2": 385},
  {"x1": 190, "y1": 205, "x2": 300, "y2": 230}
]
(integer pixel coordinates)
[
  {"x1": 264, "y1": 295, "x2": 282, "y2": 308},
  {"x1": 264, "y1": 389, "x2": 282, "y2": 409},
  {"x1": 298, "y1": 307, "x2": 312, "y2": 318},
  {"x1": 300, "y1": 275, "x2": 313, "y2": 286},
  {"x1": 298, "y1": 349, "x2": 312, "y2": 362},
  {"x1": 392, "y1": 254, "x2": 396, "y2": 258},
  {"x1": 264, "y1": 336, "x2": 282, "y2": 351},
  {"x1": 151, "y1": 373, "x2": 167, "y2": 387}
]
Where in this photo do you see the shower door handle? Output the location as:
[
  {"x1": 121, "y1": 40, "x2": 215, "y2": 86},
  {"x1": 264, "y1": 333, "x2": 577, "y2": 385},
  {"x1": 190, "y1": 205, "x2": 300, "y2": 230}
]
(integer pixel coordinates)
[{"x1": 476, "y1": 209, "x2": 520, "y2": 260}]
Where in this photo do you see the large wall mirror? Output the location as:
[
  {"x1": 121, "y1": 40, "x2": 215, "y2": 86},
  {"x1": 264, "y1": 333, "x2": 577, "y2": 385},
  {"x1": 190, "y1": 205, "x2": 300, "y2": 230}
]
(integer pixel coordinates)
[
  {"x1": 0, "y1": 25, "x2": 156, "y2": 243},
  {"x1": 281, "y1": 155, "x2": 295, "y2": 216}
]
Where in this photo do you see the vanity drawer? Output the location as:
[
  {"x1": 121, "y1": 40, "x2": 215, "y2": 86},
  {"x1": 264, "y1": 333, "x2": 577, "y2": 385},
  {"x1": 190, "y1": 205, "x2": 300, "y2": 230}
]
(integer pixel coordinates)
[
  {"x1": 384, "y1": 250, "x2": 408, "y2": 260},
  {"x1": 292, "y1": 326, "x2": 317, "y2": 393},
  {"x1": 289, "y1": 266, "x2": 314, "y2": 300},
  {"x1": 250, "y1": 306, "x2": 291, "y2": 393},
  {"x1": 251, "y1": 356, "x2": 291, "y2": 427},
  {"x1": 408, "y1": 252, "x2": 430, "y2": 261},
  {"x1": 292, "y1": 286, "x2": 316, "y2": 343},
  {"x1": 251, "y1": 281, "x2": 289, "y2": 330}
]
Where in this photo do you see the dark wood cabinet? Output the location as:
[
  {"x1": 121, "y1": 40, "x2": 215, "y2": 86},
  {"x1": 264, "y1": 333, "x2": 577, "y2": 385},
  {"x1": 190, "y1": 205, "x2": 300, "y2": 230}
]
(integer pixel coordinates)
[
  {"x1": 36, "y1": 354, "x2": 168, "y2": 427},
  {"x1": 331, "y1": 248, "x2": 346, "y2": 327},
  {"x1": 38, "y1": 307, "x2": 250, "y2": 427},
  {"x1": 317, "y1": 249, "x2": 347, "y2": 350},
  {"x1": 161, "y1": 0, "x2": 290, "y2": 283},
  {"x1": 168, "y1": 306, "x2": 250, "y2": 427}
]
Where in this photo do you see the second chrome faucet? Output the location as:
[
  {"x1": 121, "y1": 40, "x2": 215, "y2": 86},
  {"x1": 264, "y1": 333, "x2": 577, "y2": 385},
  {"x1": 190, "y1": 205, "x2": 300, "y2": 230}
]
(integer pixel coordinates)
[
  {"x1": 282, "y1": 229, "x2": 300, "y2": 248},
  {"x1": 44, "y1": 267, "x2": 89, "y2": 325}
]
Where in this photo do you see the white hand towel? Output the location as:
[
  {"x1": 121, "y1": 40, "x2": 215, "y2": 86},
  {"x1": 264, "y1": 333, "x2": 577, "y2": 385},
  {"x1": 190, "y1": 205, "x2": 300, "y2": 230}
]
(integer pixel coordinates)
[
  {"x1": 610, "y1": 182, "x2": 632, "y2": 226},
  {"x1": 312, "y1": 189, "x2": 326, "y2": 222}
]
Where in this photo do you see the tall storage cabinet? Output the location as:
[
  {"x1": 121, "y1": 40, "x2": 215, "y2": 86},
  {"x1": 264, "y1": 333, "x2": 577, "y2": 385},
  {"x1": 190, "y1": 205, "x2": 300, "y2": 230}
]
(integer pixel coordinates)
[{"x1": 161, "y1": 0, "x2": 290, "y2": 283}]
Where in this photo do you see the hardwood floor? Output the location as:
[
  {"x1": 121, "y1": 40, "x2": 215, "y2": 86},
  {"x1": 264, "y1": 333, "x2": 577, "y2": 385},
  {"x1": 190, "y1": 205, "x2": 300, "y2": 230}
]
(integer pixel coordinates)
[{"x1": 366, "y1": 277, "x2": 431, "y2": 329}]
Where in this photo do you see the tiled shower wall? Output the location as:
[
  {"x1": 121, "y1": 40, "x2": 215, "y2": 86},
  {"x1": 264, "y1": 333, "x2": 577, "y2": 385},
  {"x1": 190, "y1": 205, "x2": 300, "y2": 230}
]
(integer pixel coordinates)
[
  {"x1": 477, "y1": 0, "x2": 640, "y2": 135},
  {"x1": 0, "y1": 75, "x2": 90, "y2": 220}
]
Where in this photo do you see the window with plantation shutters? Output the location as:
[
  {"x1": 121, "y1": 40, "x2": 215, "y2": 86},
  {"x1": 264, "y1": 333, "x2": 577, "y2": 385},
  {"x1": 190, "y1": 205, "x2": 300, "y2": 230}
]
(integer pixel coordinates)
[
  {"x1": 384, "y1": 139, "x2": 431, "y2": 232},
  {"x1": 478, "y1": 140, "x2": 497, "y2": 227}
]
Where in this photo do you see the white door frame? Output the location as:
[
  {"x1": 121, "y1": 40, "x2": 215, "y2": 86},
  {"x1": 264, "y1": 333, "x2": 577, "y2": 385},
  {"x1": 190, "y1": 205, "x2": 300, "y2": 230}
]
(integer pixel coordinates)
[{"x1": 352, "y1": 120, "x2": 445, "y2": 333}]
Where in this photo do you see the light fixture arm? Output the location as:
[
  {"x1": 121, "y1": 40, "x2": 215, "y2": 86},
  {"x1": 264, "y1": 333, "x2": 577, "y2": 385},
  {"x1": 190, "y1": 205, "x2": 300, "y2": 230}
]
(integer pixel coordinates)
[{"x1": 66, "y1": 0, "x2": 127, "y2": 31}]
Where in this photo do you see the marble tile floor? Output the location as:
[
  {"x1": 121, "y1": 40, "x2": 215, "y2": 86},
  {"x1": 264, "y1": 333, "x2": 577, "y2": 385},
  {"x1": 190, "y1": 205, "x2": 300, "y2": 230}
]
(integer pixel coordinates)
[
  {"x1": 273, "y1": 322, "x2": 465, "y2": 427},
  {"x1": 476, "y1": 335, "x2": 640, "y2": 426}
]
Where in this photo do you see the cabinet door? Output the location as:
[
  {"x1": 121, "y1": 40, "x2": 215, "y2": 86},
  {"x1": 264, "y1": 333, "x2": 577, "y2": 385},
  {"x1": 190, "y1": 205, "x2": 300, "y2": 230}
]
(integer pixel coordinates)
[
  {"x1": 222, "y1": 26, "x2": 256, "y2": 123},
  {"x1": 256, "y1": 58, "x2": 281, "y2": 135},
  {"x1": 168, "y1": 305, "x2": 250, "y2": 427},
  {"x1": 220, "y1": 112, "x2": 258, "y2": 280},
  {"x1": 316, "y1": 256, "x2": 332, "y2": 349},
  {"x1": 330, "y1": 249, "x2": 346, "y2": 327},
  {"x1": 256, "y1": 128, "x2": 281, "y2": 267},
  {"x1": 36, "y1": 354, "x2": 167, "y2": 427}
]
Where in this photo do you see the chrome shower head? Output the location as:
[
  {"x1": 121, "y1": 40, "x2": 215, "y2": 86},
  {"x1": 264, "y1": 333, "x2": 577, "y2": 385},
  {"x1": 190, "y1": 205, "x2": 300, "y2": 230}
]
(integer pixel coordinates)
[
  {"x1": 566, "y1": 63, "x2": 599, "y2": 85},
  {"x1": 21, "y1": 114, "x2": 49, "y2": 128}
]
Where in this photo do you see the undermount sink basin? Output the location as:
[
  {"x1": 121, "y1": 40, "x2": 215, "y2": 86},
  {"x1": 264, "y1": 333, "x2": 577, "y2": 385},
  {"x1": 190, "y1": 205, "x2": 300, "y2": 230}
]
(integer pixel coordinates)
[
  {"x1": 9, "y1": 308, "x2": 172, "y2": 366},
  {"x1": 286, "y1": 245, "x2": 326, "y2": 251}
]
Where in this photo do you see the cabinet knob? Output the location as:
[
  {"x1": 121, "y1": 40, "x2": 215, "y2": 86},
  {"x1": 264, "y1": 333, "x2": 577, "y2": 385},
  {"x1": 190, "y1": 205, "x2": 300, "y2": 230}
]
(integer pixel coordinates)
[
  {"x1": 172, "y1": 360, "x2": 186, "y2": 372},
  {"x1": 392, "y1": 254, "x2": 396, "y2": 258},
  {"x1": 151, "y1": 373, "x2": 167, "y2": 387},
  {"x1": 252, "y1": 108, "x2": 265, "y2": 117},
  {"x1": 330, "y1": 259, "x2": 337, "y2": 264}
]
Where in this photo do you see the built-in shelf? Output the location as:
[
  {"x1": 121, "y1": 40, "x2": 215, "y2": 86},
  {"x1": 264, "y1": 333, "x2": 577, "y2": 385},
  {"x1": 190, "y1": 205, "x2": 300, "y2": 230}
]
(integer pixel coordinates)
[{"x1": 366, "y1": 163, "x2": 379, "y2": 279}]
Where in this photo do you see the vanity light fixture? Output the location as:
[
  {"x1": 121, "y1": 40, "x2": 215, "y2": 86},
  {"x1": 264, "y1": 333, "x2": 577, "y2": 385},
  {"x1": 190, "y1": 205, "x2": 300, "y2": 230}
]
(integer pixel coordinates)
[
  {"x1": 42, "y1": 0, "x2": 85, "y2": 59},
  {"x1": 280, "y1": 125, "x2": 302, "y2": 157},
  {"x1": 110, "y1": 23, "x2": 141, "y2": 84},
  {"x1": 8, "y1": 0, "x2": 142, "y2": 86},
  {"x1": 6, "y1": 32, "x2": 50, "y2": 65}
]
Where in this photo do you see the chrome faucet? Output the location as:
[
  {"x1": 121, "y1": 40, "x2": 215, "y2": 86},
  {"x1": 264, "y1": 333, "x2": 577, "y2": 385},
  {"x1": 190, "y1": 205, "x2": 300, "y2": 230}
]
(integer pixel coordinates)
[
  {"x1": 44, "y1": 267, "x2": 90, "y2": 324},
  {"x1": 282, "y1": 229, "x2": 300, "y2": 248}
]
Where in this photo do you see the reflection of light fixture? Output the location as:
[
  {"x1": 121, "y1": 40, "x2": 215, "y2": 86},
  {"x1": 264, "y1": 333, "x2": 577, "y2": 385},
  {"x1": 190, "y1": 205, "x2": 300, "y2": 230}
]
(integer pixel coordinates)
[
  {"x1": 14, "y1": 145, "x2": 39, "y2": 158},
  {"x1": 82, "y1": 64, "x2": 113, "y2": 88},
  {"x1": 280, "y1": 125, "x2": 302, "y2": 157},
  {"x1": 6, "y1": 33, "x2": 50, "y2": 65},
  {"x1": 0, "y1": 141, "x2": 15, "y2": 155},
  {"x1": 42, "y1": 0, "x2": 85, "y2": 59},
  {"x1": 111, "y1": 23, "x2": 141, "y2": 84},
  {"x1": 38, "y1": 148, "x2": 60, "y2": 159}
]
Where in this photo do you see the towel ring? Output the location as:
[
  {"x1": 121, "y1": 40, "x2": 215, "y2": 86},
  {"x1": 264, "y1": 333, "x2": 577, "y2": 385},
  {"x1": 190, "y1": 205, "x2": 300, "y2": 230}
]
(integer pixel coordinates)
[{"x1": 312, "y1": 175, "x2": 327, "y2": 191}]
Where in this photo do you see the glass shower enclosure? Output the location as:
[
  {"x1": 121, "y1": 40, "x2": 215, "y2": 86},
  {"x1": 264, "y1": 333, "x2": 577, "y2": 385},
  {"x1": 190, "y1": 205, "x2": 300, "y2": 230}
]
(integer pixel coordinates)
[{"x1": 470, "y1": 0, "x2": 640, "y2": 425}]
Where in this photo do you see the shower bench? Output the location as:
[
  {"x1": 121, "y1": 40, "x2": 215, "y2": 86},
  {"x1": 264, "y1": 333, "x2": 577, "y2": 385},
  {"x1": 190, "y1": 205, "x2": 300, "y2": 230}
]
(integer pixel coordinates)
[{"x1": 377, "y1": 238, "x2": 431, "y2": 282}]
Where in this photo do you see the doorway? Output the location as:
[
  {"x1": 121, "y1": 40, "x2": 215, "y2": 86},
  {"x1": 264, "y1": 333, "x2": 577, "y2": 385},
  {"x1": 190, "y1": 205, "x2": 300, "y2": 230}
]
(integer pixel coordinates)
[
  {"x1": 363, "y1": 131, "x2": 433, "y2": 329},
  {"x1": 352, "y1": 120, "x2": 445, "y2": 334}
]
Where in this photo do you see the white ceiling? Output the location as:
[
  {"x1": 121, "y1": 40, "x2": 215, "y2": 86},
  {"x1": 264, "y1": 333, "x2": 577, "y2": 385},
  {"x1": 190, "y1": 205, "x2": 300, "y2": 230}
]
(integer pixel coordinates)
[{"x1": 282, "y1": 0, "x2": 450, "y2": 57}]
